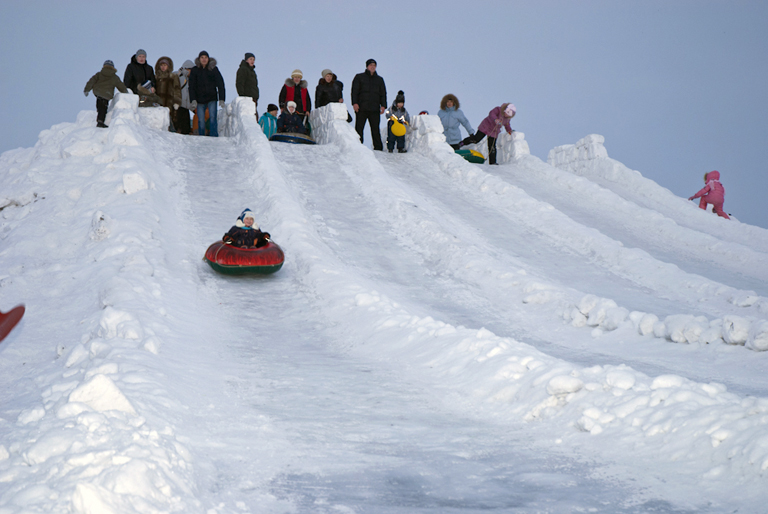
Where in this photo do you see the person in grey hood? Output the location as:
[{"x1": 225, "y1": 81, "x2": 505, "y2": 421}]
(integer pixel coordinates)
[{"x1": 175, "y1": 60, "x2": 195, "y2": 134}]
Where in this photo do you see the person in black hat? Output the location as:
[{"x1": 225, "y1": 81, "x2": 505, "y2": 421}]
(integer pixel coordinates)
[
  {"x1": 189, "y1": 50, "x2": 226, "y2": 137},
  {"x1": 351, "y1": 59, "x2": 387, "y2": 150},
  {"x1": 236, "y1": 52, "x2": 260, "y2": 117}
]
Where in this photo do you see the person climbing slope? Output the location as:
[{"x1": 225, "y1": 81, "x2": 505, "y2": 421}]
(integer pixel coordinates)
[{"x1": 688, "y1": 170, "x2": 730, "y2": 219}]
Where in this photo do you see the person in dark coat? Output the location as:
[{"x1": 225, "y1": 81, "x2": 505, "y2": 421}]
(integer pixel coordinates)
[
  {"x1": 123, "y1": 49, "x2": 156, "y2": 106},
  {"x1": 189, "y1": 51, "x2": 226, "y2": 137},
  {"x1": 315, "y1": 69, "x2": 344, "y2": 108},
  {"x1": 222, "y1": 209, "x2": 271, "y2": 248},
  {"x1": 351, "y1": 59, "x2": 387, "y2": 151},
  {"x1": 278, "y1": 69, "x2": 311, "y2": 120},
  {"x1": 236, "y1": 52, "x2": 259, "y2": 117},
  {"x1": 276, "y1": 101, "x2": 307, "y2": 134},
  {"x1": 84, "y1": 60, "x2": 128, "y2": 128}
]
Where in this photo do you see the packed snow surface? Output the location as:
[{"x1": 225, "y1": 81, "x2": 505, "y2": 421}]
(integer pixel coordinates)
[{"x1": 1, "y1": 96, "x2": 767, "y2": 512}]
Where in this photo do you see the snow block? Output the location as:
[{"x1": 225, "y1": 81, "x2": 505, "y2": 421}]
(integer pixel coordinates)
[
  {"x1": 309, "y1": 103, "x2": 357, "y2": 146},
  {"x1": 746, "y1": 320, "x2": 768, "y2": 351},
  {"x1": 68, "y1": 374, "x2": 136, "y2": 415},
  {"x1": 546, "y1": 375, "x2": 583, "y2": 395},
  {"x1": 722, "y1": 315, "x2": 750, "y2": 345},
  {"x1": 547, "y1": 134, "x2": 609, "y2": 169},
  {"x1": 122, "y1": 171, "x2": 149, "y2": 194}
]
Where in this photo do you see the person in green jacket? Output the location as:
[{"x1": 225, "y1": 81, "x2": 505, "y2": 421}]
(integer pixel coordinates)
[
  {"x1": 236, "y1": 52, "x2": 260, "y2": 117},
  {"x1": 258, "y1": 104, "x2": 279, "y2": 139},
  {"x1": 84, "y1": 60, "x2": 129, "y2": 128}
]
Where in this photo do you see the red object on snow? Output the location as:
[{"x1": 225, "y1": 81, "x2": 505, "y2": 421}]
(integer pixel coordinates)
[
  {"x1": 0, "y1": 305, "x2": 25, "y2": 343},
  {"x1": 204, "y1": 241, "x2": 284, "y2": 275}
]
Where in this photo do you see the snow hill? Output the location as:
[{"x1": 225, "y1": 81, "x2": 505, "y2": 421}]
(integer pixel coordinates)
[{"x1": 1, "y1": 95, "x2": 767, "y2": 513}]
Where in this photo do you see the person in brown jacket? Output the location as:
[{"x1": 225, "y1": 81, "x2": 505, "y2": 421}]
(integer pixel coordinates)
[
  {"x1": 155, "y1": 56, "x2": 182, "y2": 131},
  {"x1": 84, "y1": 60, "x2": 128, "y2": 128}
]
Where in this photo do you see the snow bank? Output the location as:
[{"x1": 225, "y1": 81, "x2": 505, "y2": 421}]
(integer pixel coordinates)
[
  {"x1": 548, "y1": 134, "x2": 768, "y2": 255},
  {"x1": 226, "y1": 101, "x2": 768, "y2": 488},
  {"x1": 0, "y1": 93, "x2": 200, "y2": 512}
]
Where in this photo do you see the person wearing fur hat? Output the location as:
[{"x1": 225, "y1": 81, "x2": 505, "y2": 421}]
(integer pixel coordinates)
[
  {"x1": 154, "y1": 56, "x2": 182, "y2": 131},
  {"x1": 279, "y1": 69, "x2": 311, "y2": 122},
  {"x1": 438, "y1": 94, "x2": 474, "y2": 150},
  {"x1": 315, "y1": 69, "x2": 345, "y2": 108},
  {"x1": 189, "y1": 51, "x2": 226, "y2": 137},
  {"x1": 123, "y1": 49, "x2": 156, "y2": 104},
  {"x1": 222, "y1": 209, "x2": 271, "y2": 248},
  {"x1": 84, "y1": 60, "x2": 129, "y2": 128},
  {"x1": 277, "y1": 101, "x2": 307, "y2": 134},
  {"x1": 259, "y1": 104, "x2": 279, "y2": 139},
  {"x1": 460, "y1": 103, "x2": 516, "y2": 165},
  {"x1": 236, "y1": 52, "x2": 260, "y2": 117},
  {"x1": 175, "y1": 60, "x2": 195, "y2": 135},
  {"x1": 384, "y1": 91, "x2": 410, "y2": 153},
  {"x1": 351, "y1": 58, "x2": 387, "y2": 150},
  {"x1": 688, "y1": 170, "x2": 730, "y2": 219}
]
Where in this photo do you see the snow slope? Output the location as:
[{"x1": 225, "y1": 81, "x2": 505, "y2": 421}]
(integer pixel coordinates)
[{"x1": 1, "y1": 96, "x2": 767, "y2": 512}]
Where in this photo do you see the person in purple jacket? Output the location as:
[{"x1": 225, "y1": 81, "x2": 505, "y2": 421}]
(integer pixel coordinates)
[{"x1": 461, "y1": 103, "x2": 516, "y2": 165}]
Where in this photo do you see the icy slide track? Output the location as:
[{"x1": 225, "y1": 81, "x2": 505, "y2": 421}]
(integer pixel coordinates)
[{"x1": 0, "y1": 95, "x2": 766, "y2": 512}]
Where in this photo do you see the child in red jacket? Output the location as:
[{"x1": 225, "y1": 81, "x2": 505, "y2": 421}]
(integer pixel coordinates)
[{"x1": 688, "y1": 170, "x2": 730, "y2": 219}]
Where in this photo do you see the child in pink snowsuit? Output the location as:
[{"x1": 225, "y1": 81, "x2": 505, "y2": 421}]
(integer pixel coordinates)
[{"x1": 688, "y1": 170, "x2": 730, "y2": 219}]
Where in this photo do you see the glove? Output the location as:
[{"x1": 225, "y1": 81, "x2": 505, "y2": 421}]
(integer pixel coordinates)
[
  {"x1": 219, "y1": 100, "x2": 225, "y2": 109},
  {"x1": 191, "y1": 100, "x2": 197, "y2": 110},
  {"x1": 173, "y1": 104, "x2": 179, "y2": 110},
  {"x1": 688, "y1": 196, "x2": 694, "y2": 201},
  {"x1": 84, "y1": 91, "x2": 89, "y2": 97}
]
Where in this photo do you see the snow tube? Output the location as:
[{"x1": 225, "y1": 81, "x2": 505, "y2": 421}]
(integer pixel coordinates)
[
  {"x1": 269, "y1": 132, "x2": 316, "y2": 145},
  {"x1": 204, "y1": 241, "x2": 285, "y2": 275},
  {"x1": 455, "y1": 149, "x2": 485, "y2": 164}
]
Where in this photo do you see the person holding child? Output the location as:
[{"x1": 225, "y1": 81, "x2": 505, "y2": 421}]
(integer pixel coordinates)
[
  {"x1": 688, "y1": 170, "x2": 730, "y2": 219},
  {"x1": 222, "y1": 209, "x2": 271, "y2": 248},
  {"x1": 384, "y1": 90, "x2": 410, "y2": 153}
]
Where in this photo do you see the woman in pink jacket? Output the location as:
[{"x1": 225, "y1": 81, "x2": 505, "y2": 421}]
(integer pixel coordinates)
[
  {"x1": 461, "y1": 103, "x2": 515, "y2": 165},
  {"x1": 688, "y1": 170, "x2": 730, "y2": 219}
]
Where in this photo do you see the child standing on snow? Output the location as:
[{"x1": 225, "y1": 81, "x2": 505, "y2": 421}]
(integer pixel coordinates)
[
  {"x1": 222, "y1": 209, "x2": 271, "y2": 248},
  {"x1": 84, "y1": 60, "x2": 128, "y2": 128},
  {"x1": 461, "y1": 103, "x2": 516, "y2": 165},
  {"x1": 384, "y1": 90, "x2": 410, "y2": 153},
  {"x1": 259, "y1": 104, "x2": 279, "y2": 139},
  {"x1": 688, "y1": 170, "x2": 730, "y2": 219}
]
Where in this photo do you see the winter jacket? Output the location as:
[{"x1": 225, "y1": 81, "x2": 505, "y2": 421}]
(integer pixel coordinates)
[
  {"x1": 384, "y1": 103, "x2": 410, "y2": 125},
  {"x1": 189, "y1": 56, "x2": 226, "y2": 104},
  {"x1": 176, "y1": 66, "x2": 192, "y2": 110},
  {"x1": 279, "y1": 79, "x2": 311, "y2": 113},
  {"x1": 315, "y1": 75, "x2": 344, "y2": 108},
  {"x1": 235, "y1": 60, "x2": 259, "y2": 102},
  {"x1": 123, "y1": 55, "x2": 156, "y2": 94},
  {"x1": 277, "y1": 111, "x2": 306, "y2": 134},
  {"x1": 691, "y1": 170, "x2": 725, "y2": 204},
  {"x1": 84, "y1": 65, "x2": 128, "y2": 100},
  {"x1": 259, "y1": 112, "x2": 278, "y2": 139},
  {"x1": 154, "y1": 57, "x2": 181, "y2": 109},
  {"x1": 351, "y1": 69, "x2": 386, "y2": 112},
  {"x1": 438, "y1": 106, "x2": 474, "y2": 145},
  {"x1": 223, "y1": 226, "x2": 270, "y2": 248},
  {"x1": 477, "y1": 104, "x2": 514, "y2": 138}
]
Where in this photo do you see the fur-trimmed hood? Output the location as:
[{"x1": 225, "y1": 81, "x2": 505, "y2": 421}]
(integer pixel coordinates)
[
  {"x1": 440, "y1": 94, "x2": 460, "y2": 110},
  {"x1": 285, "y1": 77, "x2": 308, "y2": 89},
  {"x1": 194, "y1": 56, "x2": 218, "y2": 70},
  {"x1": 155, "y1": 56, "x2": 175, "y2": 79}
]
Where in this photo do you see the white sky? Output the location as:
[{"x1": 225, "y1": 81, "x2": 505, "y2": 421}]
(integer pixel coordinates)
[{"x1": 2, "y1": 0, "x2": 767, "y2": 228}]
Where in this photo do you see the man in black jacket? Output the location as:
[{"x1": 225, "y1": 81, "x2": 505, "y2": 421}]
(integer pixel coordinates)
[
  {"x1": 189, "y1": 51, "x2": 226, "y2": 137},
  {"x1": 351, "y1": 59, "x2": 387, "y2": 151},
  {"x1": 123, "y1": 49, "x2": 156, "y2": 106}
]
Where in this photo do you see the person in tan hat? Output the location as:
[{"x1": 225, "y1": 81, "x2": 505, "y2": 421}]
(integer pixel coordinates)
[
  {"x1": 315, "y1": 68, "x2": 345, "y2": 108},
  {"x1": 278, "y1": 69, "x2": 311, "y2": 122}
]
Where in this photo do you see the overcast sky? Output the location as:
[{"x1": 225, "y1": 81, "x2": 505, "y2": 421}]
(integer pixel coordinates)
[{"x1": 2, "y1": 0, "x2": 766, "y2": 228}]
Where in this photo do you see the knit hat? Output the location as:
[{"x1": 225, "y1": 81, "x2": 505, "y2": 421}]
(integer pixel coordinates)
[
  {"x1": 504, "y1": 104, "x2": 516, "y2": 117},
  {"x1": 245, "y1": 52, "x2": 255, "y2": 60},
  {"x1": 291, "y1": 69, "x2": 303, "y2": 78},
  {"x1": 136, "y1": 49, "x2": 146, "y2": 57},
  {"x1": 235, "y1": 209, "x2": 258, "y2": 228},
  {"x1": 182, "y1": 59, "x2": 194, "y2": 69},
  {"x1": 103, "y1": 60, "x2": 114, "y2": 68},
  {"x1": 321, "y1": 69, "x2": 333, "y2": 78},
  {"x1": 267, "y1": 103, "x2": 278, "y2": 113},
  {"x1": 395, "y1": 90, "x2": 405, "y2": 105},
  {"x1": 287, "y1": 101, "x2": 297, "y2": 110},
  {"x1": 199, "y1": 50, "x2": 209, "y2": 58},
  {"x1": 366, "y1": 58, "x2": 377, "y2": 67}
]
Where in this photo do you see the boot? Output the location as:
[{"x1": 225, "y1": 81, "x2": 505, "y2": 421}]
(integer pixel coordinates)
[
  {"x1": 398, "y1": 148, "x2": 407, "y2": 153},
  {"x1": 96, "y1": 121, "x2": 108, "y2": 128}
]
